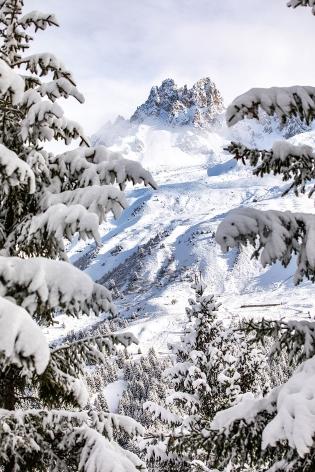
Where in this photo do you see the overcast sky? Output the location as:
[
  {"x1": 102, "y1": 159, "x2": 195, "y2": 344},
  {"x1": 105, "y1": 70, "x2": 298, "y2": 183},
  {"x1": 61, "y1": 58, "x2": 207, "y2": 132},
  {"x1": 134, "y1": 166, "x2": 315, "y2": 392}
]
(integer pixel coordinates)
[{"x1": 27, "y1": 0, "x2": 315, "y2": 135}]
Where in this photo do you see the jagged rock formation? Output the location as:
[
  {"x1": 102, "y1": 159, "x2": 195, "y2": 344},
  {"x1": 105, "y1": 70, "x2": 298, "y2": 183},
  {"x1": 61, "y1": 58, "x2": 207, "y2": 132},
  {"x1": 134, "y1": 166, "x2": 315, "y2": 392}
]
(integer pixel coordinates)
[
  {"x1": 130, "y1": 78, "x2": 224, "y2": 128},
  {"x1": 92, "y1": 77, "x2": 312, "y2": 152}
]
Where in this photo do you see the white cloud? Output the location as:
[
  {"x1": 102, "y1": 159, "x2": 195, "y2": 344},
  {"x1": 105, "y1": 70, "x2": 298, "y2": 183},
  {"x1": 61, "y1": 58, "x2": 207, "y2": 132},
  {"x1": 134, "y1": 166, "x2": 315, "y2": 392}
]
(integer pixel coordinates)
[{"x1": 26, "y1": 0, "x2": 315, "y2": 134}]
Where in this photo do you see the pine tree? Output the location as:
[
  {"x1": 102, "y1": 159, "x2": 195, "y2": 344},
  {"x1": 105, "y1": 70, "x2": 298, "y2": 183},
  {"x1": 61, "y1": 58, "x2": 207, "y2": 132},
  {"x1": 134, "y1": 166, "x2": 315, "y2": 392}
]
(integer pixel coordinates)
[
  {"x1": 119, "y1": 349, "x2": 170, "y2": 460},
  {"x1": 144, "y1": 281, "x2": 267, "y2": 471},
  {"x1": 0, "y1": 1, "x2": 156, "y2": 470},
  {"x1": 213, "y1": 2, "x2": 315, "y2": 470}
]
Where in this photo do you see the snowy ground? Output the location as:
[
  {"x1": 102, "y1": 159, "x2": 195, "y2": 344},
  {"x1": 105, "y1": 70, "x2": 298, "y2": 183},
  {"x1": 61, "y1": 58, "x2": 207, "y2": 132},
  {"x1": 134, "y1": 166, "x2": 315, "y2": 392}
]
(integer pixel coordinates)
[{"x1": 50, "y1": 120, "x2": 315, "y2": 354}]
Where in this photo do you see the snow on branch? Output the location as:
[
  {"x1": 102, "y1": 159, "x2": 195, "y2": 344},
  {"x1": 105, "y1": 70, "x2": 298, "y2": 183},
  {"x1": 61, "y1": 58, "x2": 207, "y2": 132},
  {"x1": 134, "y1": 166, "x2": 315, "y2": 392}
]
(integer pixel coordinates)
[
  {"x1": 40, "y1": 361, "x2": 90, "y2": 407},
  {"x1": 91, "y1": 158, "x2": 157, "y2": 190},
  {"x1": 21, "y1": 100, "x2": 63, "y2": 139},
  {"x1": 53, "y1": 146, "x2": 157, "y2": 191},
  {"x1": 15, "y1": 53, "x2": 76, "y2": 85},
  {"x1": 215, "y1": 357, "x2": 315, "y2": 458},
  {"x1": 0, "y1": 57, "x2": 24, "y2": 104},
  {"x1": 288, "y1": 0, "x2": 315, "y2": 14},
  {"x1": 0, "y1": 256, "x2": 115, "y2": 322},
  {"x1": 226, "y1": 140, "x2": 315, "y2": 196},
  {"x1": 0, "y1": 296, "x2": 49, "y2": 374},
  {"x1": 39, "y1": 78, "x2": 84, "y2": 103},
  {"x1": 24, "y1": 203, "x2": 101, "y2": 247},
  {"x1": 63, "y1": 426, "x2": 145, "y2": 472},
  {"x1": 45, "y1": 116, "x2": 88, "y2": 145},
  {"x1": 0, "y1": 143, "x2": 35, "y2": 193},
  {"x1": 50, "y1": 332, "x2": 138, "y2": 379},
  {"x1": 45, "y1": 185, "x2": 127, "y2": 223},
  {"x1": 0, "y1": 409, "x2": 86, "y2": 468},
  {"x1": 42, "y1": 332, "x2": 138, "y2": 407},
  {"x1": 110, "y1": 413, "x2": 145, "y2": 437},
  {"x1": 215, "y1": 207, "x2": 315, "y2": 284},
  {"x1": 143, "y1": 401, "x2": 182, "y2": 426},
  {"x1": 242, "y1": 318, "x2": 315, "y2": 366},
  {"x1": 0, "y1": 408, "x2": 145, "y2": 471},
  {"x1": 211, "y1": 389, "x2": 278, "y2": 435},
  {"x1": 18, "y1": 11, "x2": 59, "y2": 30},
  {"x1": 226, "y1": 86, "x2": 315, "y2": 127},
  {"x1": 22, "y1": 80, "x2": 84, "y2": 107},
  {"x1": 19, "y1": 95, "x2": 88, "y2": 144},
  {"x1": 262, "y1": 356, "x2": 315, "y2": 456}
]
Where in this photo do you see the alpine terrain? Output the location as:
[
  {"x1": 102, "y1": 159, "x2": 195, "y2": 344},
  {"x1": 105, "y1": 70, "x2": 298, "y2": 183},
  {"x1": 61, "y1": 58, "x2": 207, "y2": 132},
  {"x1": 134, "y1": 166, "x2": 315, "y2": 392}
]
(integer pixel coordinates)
[{"x1": 62, "y1": 77, "x2": 315, "y2": 353}]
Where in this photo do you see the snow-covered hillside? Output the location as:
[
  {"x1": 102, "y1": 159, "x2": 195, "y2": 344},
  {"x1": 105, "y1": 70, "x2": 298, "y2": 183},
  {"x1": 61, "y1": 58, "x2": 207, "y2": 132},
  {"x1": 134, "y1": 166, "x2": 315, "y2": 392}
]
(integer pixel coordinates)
[{"x1": 58, "y1": 79, "x2": 315, "y2": 353}]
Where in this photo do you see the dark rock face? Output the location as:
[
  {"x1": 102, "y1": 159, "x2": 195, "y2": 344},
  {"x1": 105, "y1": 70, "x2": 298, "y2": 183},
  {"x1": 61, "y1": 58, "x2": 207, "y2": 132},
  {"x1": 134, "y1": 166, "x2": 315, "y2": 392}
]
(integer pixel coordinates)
[{"x1": 130, "y1": 77, "x2": 224, "y2": 128}]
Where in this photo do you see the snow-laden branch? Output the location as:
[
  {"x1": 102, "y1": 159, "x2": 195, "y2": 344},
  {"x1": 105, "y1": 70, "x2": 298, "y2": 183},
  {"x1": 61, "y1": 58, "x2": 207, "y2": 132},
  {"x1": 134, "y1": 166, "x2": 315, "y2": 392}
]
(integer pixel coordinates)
[
  {"x1": 18, "y1": 11, "x2": 58, "y2": 30},
  {"x1": 21, "y1": 100, "x2": 63, "y2": 134},
  {"x1": 0, "y1": 256, "x2": 114, "y2": 322},
  {"x1": 110, "y1": 413, "x2": 145, "y2": 437},
  {"x1": 24, "y1": 203, "x2": 101, "y2": 247},
  {"x1": 62, "y1": 426, "x2": 146, "y2": 472},
  {"x1": 19, "y1": 96, "x2": 88, "y2": 144},
  {"x1": 143, "y1": 401, "x2": 182, "y2": 426},
  {"x1": 22, "y1": 80, "x2": 84, "y2": 107},
  {"x1": 0, "y1": 296, "x2": 49, "y2": 374},
  {"x1": 50, "y1": 332, "x2": 138, "y2": 381},
  {"x1": 216, "y1": 207, "x2": 315, "y2": 284},
  {"x1": 211, "y1": 389, "x2": 278, "y2": 435},
  {"x1": 0, "y1": 143, "x2": 35, "y2": 193},
  {"x1": 39, "y1": 78, "x2": 84, "y2": 103},
  {"x1": 15, "y1": 53, "x2": 76, "y2": 85},
  {"x1": 212, "y1": 356, "x2": 315, "y2": 458},
  {"x1": 226, "y1": 86, "x2": 315, "y2": 127},
  {"x1": 52, "y1": 146, "x2": 157, "y2": 191},
  {"x1": 0, "y1": 57, "x2": 24, "y2": 104},
  {"x1": 242, "y1": 318, "x2": 315, "y2": 365},
  {"x1": 226, "y1": 140, "x2": 315, "y2": 196},
  {"x1": 0, "y1": 408, "x2": 145, "y2": 471},
  {"x1": 44, "y1": 186, "x2": 127, "y2": 223},
  {"x1": 288, "y1": 0, "x2": 315, "y2": 14}
]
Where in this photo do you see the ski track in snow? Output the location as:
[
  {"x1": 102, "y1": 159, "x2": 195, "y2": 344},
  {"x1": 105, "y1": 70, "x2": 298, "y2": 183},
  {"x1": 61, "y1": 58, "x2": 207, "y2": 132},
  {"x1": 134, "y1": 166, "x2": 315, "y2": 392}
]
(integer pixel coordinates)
[{"x1": 51, "y1": 123, "x2": 315, "y2": 353}]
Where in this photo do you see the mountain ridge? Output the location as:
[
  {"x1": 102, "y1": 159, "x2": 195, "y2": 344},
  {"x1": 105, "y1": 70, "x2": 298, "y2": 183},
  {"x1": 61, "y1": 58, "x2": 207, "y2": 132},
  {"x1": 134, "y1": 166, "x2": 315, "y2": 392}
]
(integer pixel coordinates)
[{"x1": 130, "y1": 77, "x2": 224, "y2": 128}]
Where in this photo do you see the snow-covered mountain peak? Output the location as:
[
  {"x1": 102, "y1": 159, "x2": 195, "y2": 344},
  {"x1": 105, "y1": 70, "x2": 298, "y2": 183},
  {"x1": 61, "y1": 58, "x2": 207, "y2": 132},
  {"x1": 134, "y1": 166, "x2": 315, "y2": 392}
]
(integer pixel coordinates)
[
  {"x1": 69, "y1": 83, "x2": 315, "y2": 352},
  {"x1": 130, "y1": 77, "x2": 224, "y2": 128}
]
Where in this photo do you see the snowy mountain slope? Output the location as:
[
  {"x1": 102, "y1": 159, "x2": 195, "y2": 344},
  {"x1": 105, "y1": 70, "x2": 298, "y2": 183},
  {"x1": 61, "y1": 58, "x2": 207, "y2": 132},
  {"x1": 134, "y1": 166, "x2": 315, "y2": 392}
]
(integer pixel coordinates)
[{"x1": 54, "y1": 79, "x2": 315, "y2": 353}]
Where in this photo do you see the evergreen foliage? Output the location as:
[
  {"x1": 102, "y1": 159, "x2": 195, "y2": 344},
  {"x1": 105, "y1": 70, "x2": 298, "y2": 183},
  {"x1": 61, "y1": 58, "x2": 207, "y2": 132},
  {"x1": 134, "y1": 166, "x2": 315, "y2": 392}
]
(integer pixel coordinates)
[
  {"x1": 288, "y1": 0, "x2": 315, "y2": 14},
  {"x1": 144, "y1": 281, "x2": 268, "y2": 471},
  {"x1": 225, "y1": 141, "x2": 315, "y2": 197},
  {"x1": 118, "y1": 348, "x2": 170, "y2": 469},
  {"x1": 0, "y1": 1, "x2": 156, "y2": 470},
  {"x1": 213, "y1": 2, "x2": 315, "y2": 470}
]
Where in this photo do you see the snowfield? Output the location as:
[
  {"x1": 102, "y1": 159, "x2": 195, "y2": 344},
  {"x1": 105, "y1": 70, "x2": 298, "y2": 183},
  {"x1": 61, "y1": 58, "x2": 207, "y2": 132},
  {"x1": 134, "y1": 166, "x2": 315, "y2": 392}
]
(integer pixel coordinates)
[{"x1": 53, "y1": 118, "x2": 315, "y2": 354}]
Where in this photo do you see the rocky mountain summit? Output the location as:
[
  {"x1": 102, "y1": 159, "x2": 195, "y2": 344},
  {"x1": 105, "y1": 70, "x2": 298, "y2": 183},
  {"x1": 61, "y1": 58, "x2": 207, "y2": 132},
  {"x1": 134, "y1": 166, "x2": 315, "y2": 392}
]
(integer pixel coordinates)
[
  {"x1": 92, "y1": 77, "x2": 312, "y2": 153},
  {"x1": 130, "y1": 77, "x2": 224, "y2": 128}
]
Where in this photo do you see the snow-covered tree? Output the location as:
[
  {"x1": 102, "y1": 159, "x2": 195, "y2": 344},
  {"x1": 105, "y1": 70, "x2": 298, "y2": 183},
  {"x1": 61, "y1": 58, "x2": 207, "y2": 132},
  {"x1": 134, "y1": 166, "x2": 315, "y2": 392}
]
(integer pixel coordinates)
[
  {"x1": 118, "y1": 348, "x2": 170, "y2": 465},
  {"x1": 0, "y1": 1, "x2": 156, "y2": 470},
  {"x1": 210, "y1": 319, "x2": 315, "y2": 471},
  {"x1": 144, "y1": 281, "x2": 268, "y2": 471},
  {"x1": 120, "y1": 349, "x2": 168, "y2": 428},
  {"x1": 214, "y1": 2, "x2": 315, "y2": 470},
  {"x1": 217, "y1": 89, "x2": 315, "y2": 284}
]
